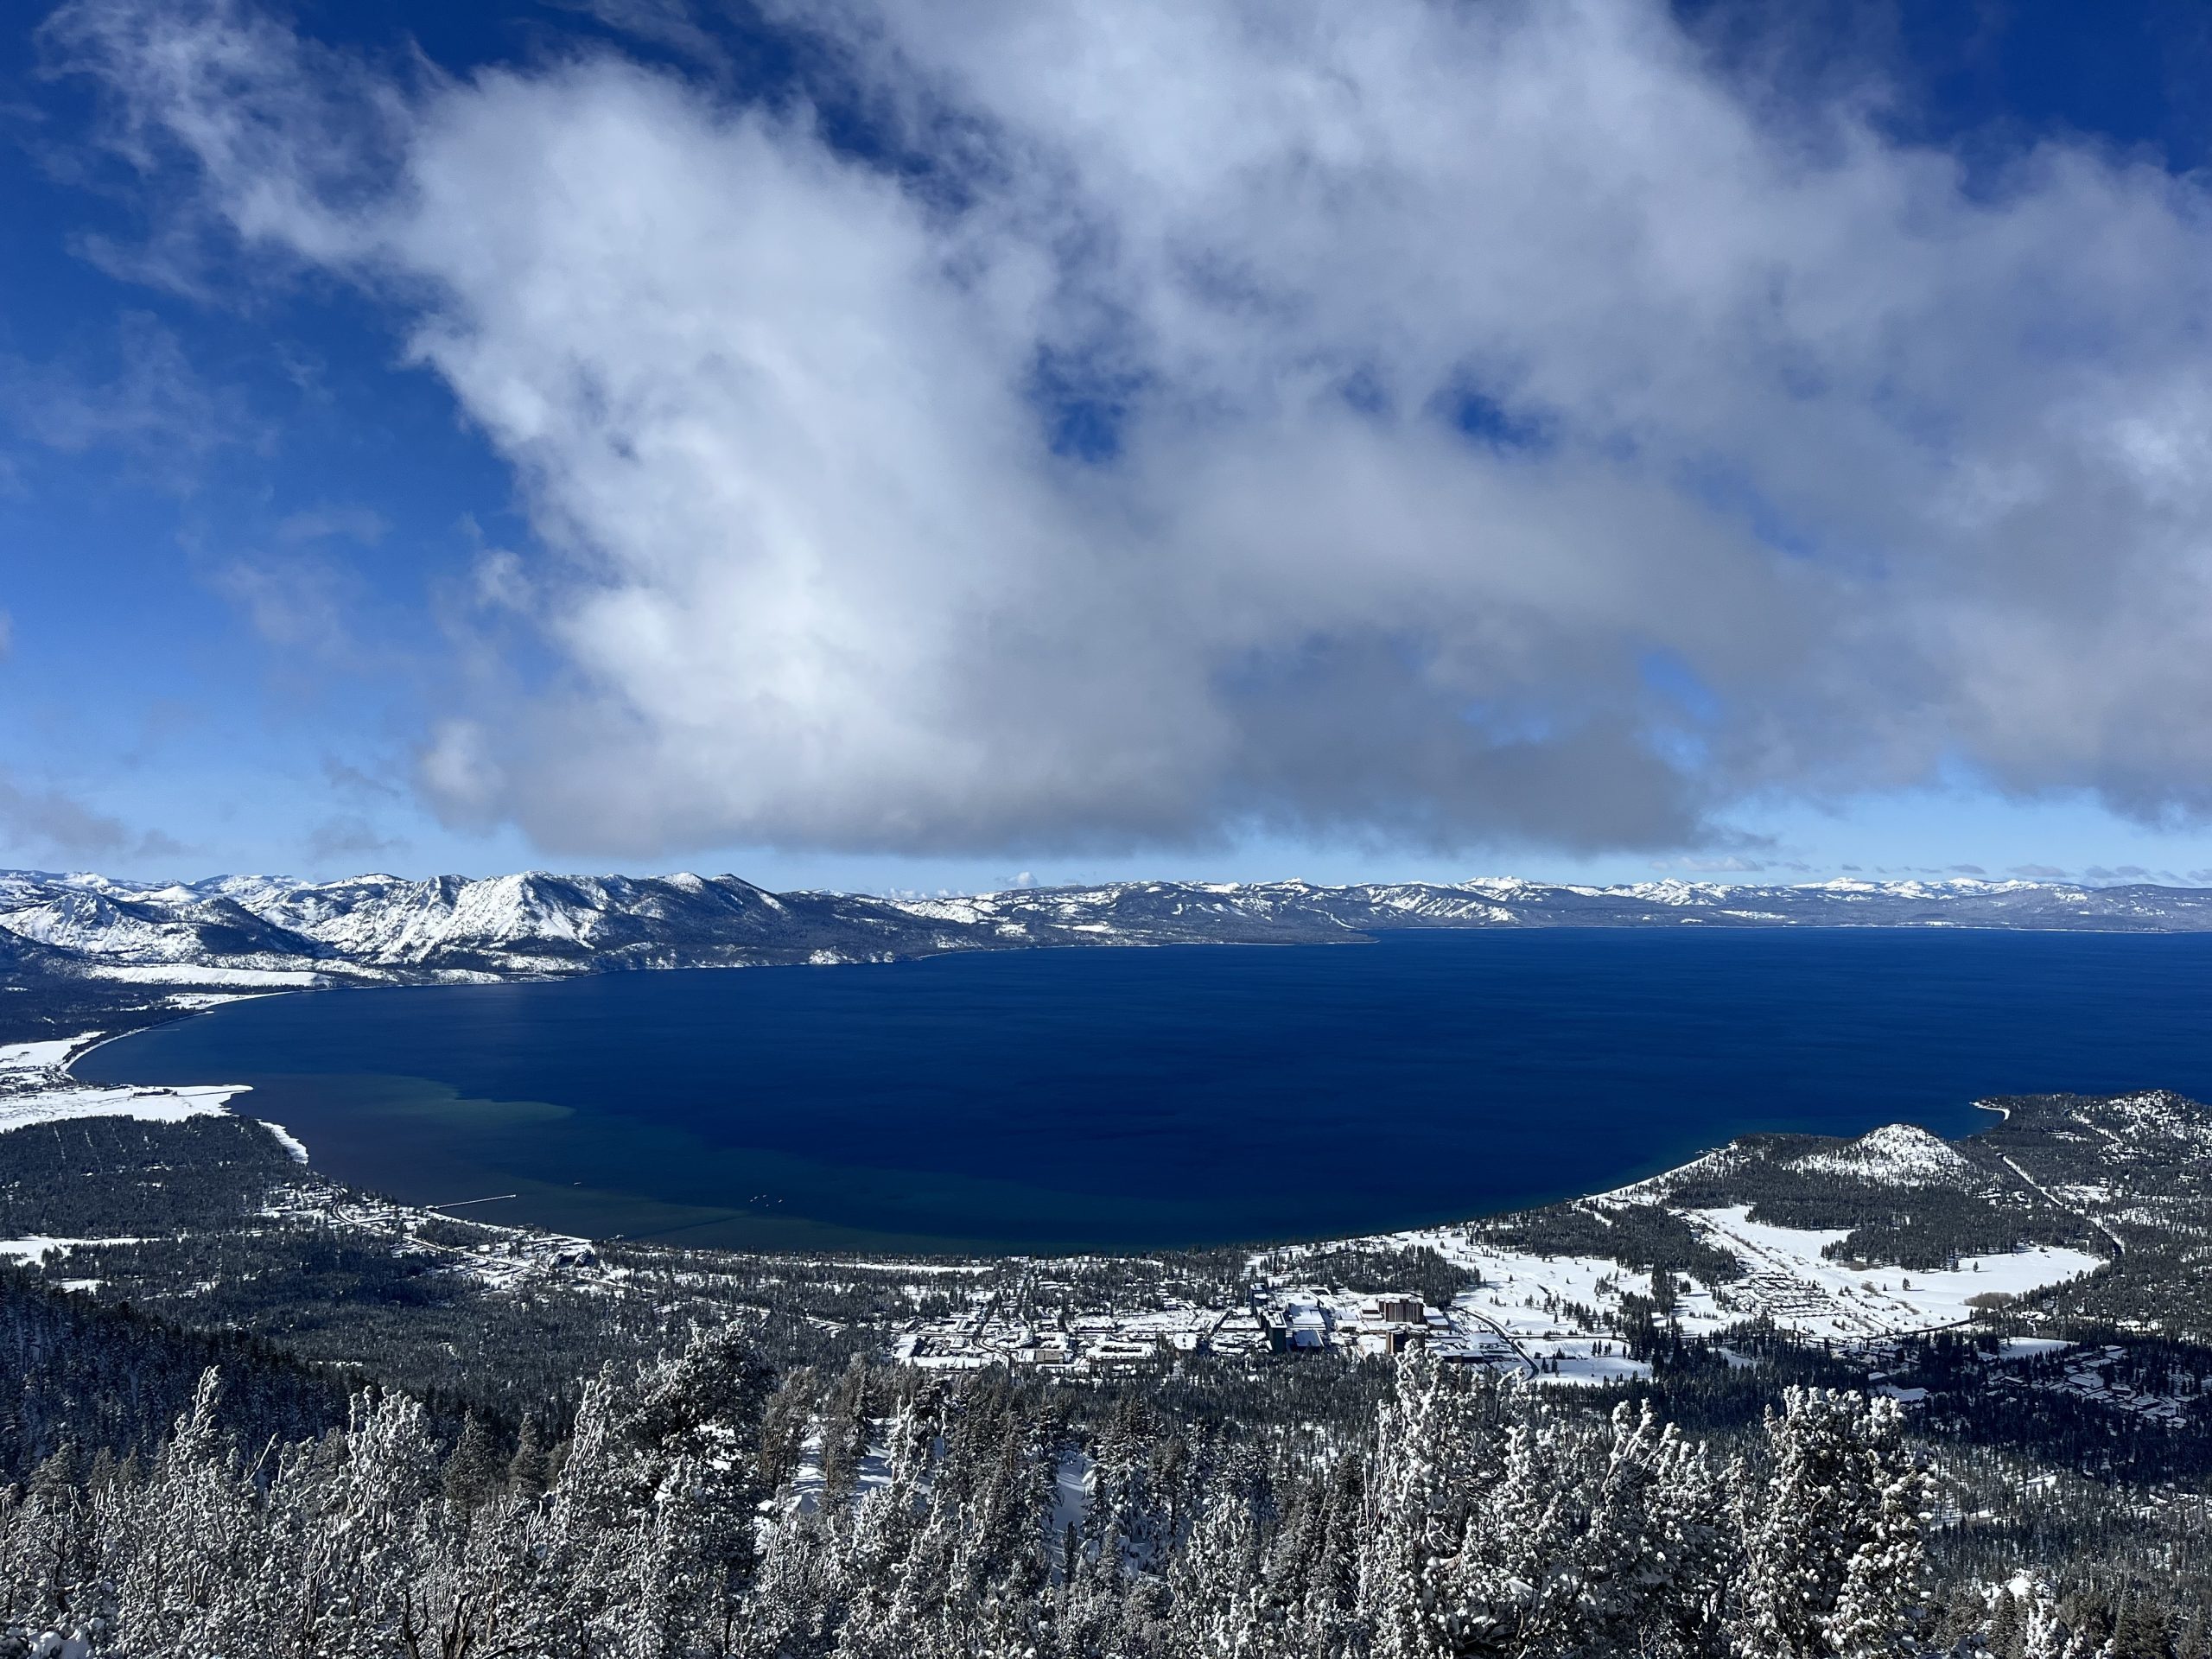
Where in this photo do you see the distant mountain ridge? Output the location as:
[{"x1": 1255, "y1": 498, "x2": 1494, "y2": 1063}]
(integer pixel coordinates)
[{"x1": 3, "y1": 867, "x2": 2210, "y2": 984}]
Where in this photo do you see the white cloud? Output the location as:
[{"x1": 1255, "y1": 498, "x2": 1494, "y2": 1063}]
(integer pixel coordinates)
[
  {"x1": 211, "y1": 551, "x2": 359, "y2": 658},
  {"x1": 0, "y1": 769, "x2": 180, "y2": 863},
  {"x1": 305, "y1": 812, "x2": 404, "y2": 863},
  {"x1": 0, "y1": 309, "x2": 253, "y2": 483},
  {"x1": 48, "y1": 0, "x2": 2212, "y2": 856},
  {"x1": 471, "y1": 547, "x2": 532, "y2": 613},
  {"x1": 276, "y1": 504, "x2": 387, "y2": 547}
]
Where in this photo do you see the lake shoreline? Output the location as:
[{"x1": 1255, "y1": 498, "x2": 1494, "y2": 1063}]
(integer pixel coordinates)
[{"x1": 70, "y1": 928, "x2": 2212, "y2": 1255}]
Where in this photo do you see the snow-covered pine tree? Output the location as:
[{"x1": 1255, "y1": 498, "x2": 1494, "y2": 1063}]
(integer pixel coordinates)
[
  {"x1": 1166, "y1": 1449, "x2": 1266, "y2": 1656},
  {"x1": 442, "y1": 1410, "x2": 504, "y2": 1511},
  {"x1": 1819, "y1": 1395, "x2": 1928, "y2": 1659},
  {"x1": 830, "y1": 1390, "x2": 941, "y2": 1659},
  {"x1": 2021, "y1": 1580, "x2": 2071, "y2": 1659},
  {"x1": 1733, "y1": 1387, "x2": 1923, "y2": 1659}
]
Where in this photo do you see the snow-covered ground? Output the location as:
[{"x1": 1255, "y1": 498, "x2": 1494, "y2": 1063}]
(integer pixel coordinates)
[
  {"x1": 0, "y1": 1235, "x2": 142, "y2": 1266},
  {"x1": 1360, "y1": 1205, "x2": 2102, "y2": 1347},
  {"x1": 1791, "y1": 1123, "x2": 1978, "y2": 1187},
  {"x1": 1515, "y1": 1338, "x2": 1652, "y2": 1386},
  {"x1": 82, "y1": 963, "x2": 327, "y2": 988},
  {"x1": 1605, "y1": 1122, "x2": 1982, "y2": 1204},
  {"x1": 0, "y1": 1079, "x2": 243, "y2": 1135},
  {"x1": 0, "y1": 1027, "x2": 264, "y2": 1137},
  {"x1": 882, "y1": 1155, "x2": 2110, "y2": 1381},
  {"x1": 1681, "y1": 1207, "x2": 2101, "y2": 1339}
]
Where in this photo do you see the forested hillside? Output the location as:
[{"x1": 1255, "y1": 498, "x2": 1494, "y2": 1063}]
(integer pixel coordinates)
[
  {"x1": 6, "y1": 985, "x2": 2212, "y2": 1655},
  {"x1": 0, "y1": 1330, "x2": 2089, "y2": 1659}
]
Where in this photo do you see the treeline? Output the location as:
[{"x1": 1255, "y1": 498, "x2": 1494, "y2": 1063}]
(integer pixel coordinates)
[
  {"x1": 1246, "y1": 1242, "x2": 1476, "y2": 1311},
  {"x1": 1476, "y1": 1201, "x2": 1745, "y2": 1283},
  {"x1": 45, "y1": 1205, "x2": 898, "y2": 1423},
  {"x1": 1601, "y1": 1325, "x2": 2212, "y2": 1485},
  {"x1": 2033, "y1": 1245, "x2": 2212, "y2": 1345},
  {"x1": 0, "y1": 982, "x2": 183, "y2": 1049}
]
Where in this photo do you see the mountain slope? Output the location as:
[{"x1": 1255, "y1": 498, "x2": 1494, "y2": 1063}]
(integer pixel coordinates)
[{"x1": 3, "y1": 868, "x2": 2211, "y2": 983}]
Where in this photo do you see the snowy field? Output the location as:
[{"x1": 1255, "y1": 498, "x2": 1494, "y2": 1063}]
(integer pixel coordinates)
[
  {"x1": 81, "y1": 963, "x2": 327, "y2": 988},
  {"x1": 0, "y1": 1028, "x2": 254, "y2": 1135},
  {"x1": 1683, "y1": 1207, "x2": 2101, "y2": 1339},
  {"x1": 1365, "y1": 1192, "x2": 2102, "y2": 1350},
  {"x1": 0, "y1": 1234, "x2": 142, "y2": 1266}
]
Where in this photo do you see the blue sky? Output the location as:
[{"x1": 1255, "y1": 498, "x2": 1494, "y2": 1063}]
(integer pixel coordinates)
[{"x1": 7, "y1": 0, "x2": 2212, "y2": 893}]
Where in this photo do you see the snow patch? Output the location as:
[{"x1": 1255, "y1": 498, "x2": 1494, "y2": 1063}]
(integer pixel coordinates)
[
  {"x1": 85, "y1": 963, "x2": 326, "y2": 987},
  {"x1": 0, "y1": 1035, "x2": 94, "y2": 1071},
  {"x1": 0, "y1": 1236, "x2": 142, "y2": 1266},
  {"x1": 0, "y1": 1083, "x2": 245, "y2": 1135},
  {"x1": 258, "y1": 1120, "x2": 312, "y2": 1164}
]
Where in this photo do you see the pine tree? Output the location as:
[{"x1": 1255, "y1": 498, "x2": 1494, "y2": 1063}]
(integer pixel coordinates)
[
  {"x1": 2113, "y1": 1598, "x2": 2174, "y2": 1659},
  {"x1": 2024, "y1": 1586, "x2": 2072, "y2": 1659},
  {"x1": 819, "y1": 1356, "x2": 873, "y2": 1508},
  {"x1": 828, "y1": 1391, "x2": 938, "y2": 1659},
  {"x1": 1734, "y1": 1388, "x2": 1924, "y2": 1659},
  {"x1": 1167, "y1": 1459, "x2": 1264, "y2": 1654},
  {"x1": 507, "y1": 1414, "x2": 550, "y2": 1499},
  {"x1": 760, "y1": 1365, "x2": 821, "y2": 1492},
  {"x1": 443, "y1": 1409, "x2": 505, "y2": 1510},
  {"x1": 1821, "y1": 1397, "x2": 1928, "y2": 1659}
]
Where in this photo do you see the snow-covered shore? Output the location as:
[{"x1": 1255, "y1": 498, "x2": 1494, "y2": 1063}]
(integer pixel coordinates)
[{"x1": 0, "y1": 1026, "x2": 266, "y2": 1140}]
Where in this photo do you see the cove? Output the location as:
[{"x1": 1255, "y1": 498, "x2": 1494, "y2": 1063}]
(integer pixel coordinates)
[{"x1": 74, "y1": 927, "x2": 2212, "y2": 1254}]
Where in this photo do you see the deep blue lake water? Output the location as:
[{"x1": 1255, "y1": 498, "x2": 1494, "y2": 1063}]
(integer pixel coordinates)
[{"x1": 76, "y1": 929, "x2": 2212, "y2": 1254}]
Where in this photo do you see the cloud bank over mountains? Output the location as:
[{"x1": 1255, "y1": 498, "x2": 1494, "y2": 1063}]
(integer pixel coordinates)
[{"x1": 49, "y1": 0, "x2": 2212, "y2": 859}]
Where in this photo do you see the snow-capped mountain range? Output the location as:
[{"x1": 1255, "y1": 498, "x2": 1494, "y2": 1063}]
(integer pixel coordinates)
[{"x1": 3, "y1": 868, "x2": 2211, "y2": 984}]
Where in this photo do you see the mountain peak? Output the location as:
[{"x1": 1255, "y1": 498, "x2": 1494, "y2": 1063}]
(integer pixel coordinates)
[{"x1": 5, "y1": 868, "x2": 2212, "y2": 984}]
